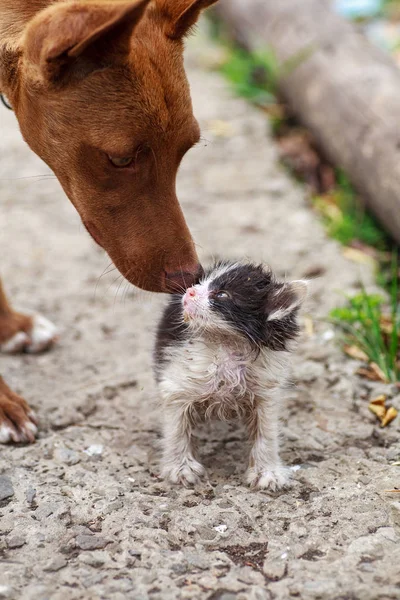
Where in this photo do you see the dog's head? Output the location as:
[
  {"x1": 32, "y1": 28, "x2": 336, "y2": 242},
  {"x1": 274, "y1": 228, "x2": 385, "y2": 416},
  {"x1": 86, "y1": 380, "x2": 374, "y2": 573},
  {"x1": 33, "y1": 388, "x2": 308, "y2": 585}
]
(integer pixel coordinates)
[{"x1": 1, "y1": 0, "x2": 219, "y2": 292}]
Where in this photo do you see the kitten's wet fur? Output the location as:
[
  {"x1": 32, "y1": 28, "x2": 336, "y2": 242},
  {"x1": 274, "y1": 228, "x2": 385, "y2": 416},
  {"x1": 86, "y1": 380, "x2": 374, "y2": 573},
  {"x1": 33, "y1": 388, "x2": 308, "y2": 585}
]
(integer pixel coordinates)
[{"x1": 154, "y1": 261, "x2": 307, "y2": 490}]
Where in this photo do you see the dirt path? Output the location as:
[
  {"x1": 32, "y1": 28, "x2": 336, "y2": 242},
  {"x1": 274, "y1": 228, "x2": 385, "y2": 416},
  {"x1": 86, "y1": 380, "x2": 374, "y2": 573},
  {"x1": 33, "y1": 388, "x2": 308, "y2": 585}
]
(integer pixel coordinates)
[{"x1": 1, "y1": 28, "x2": 400, "y2": 600}]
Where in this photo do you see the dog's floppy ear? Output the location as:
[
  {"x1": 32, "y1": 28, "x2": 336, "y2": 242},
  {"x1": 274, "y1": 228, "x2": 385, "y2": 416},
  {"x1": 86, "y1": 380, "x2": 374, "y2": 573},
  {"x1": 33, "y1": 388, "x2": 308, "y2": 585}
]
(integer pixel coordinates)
[
  {"x1": 266, "y1": 281, "x2": 308, "y2": 322},
  {"x1": 157, "y1": 0, "x2": 219, "y2": 39},
  {"x1": 23, "y1": 0, "x2": 150, "y2": 84}
]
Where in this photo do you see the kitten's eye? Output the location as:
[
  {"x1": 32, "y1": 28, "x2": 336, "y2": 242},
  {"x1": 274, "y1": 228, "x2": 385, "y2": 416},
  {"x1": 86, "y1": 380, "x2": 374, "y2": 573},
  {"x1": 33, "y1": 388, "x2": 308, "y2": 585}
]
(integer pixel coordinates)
[
  {"x1": 215, "y1": 291, "x2": 230, "y2": 300},
  {"x1": 108, "y1": 156, "x2": 134, "y2": 168}
]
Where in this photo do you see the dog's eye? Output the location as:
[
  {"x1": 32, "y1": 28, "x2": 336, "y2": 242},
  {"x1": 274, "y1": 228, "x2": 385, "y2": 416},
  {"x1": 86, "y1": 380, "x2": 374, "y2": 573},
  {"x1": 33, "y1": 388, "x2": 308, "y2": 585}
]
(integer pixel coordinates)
[
  {"x1": 108, "y1": 156, "x2": 134, "y2": 168},
  {"x1": 215, "y1": 291, "x2": 230, "y2": 300}
]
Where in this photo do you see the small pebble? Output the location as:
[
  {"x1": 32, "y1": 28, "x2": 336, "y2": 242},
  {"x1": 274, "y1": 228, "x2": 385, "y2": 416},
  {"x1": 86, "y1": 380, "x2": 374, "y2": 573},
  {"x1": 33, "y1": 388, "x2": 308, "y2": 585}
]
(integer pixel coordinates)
[
  {"x1": 321, "y1": 329, "x2": 335, "y2": 341},
  {"x1": 0, "y1": 585, "x2": 13, "y2": 599},
  {"x1": 54, "y1": 448, "x2": 81, "y2": 466},
  {"x1": 263, "y1": 559, "x2": 287, "y2": 581},
  {"x1": 76, "y1": 534, "x2": 110, "y2": 551},
  {"x1": 6, "y1": 535, "x2": 26, "y2": 549},
  {"x1": 84, "y1": 445, "x2": 104, "y2": 458},
  {"x1": 26, "y1": 488, "x2": 37, "y2": 505},
  {"x1": 0, "y1": 476, "x2": 14, "y2": 503},
  {"x1": 184, "y1": 551, "x2": 209, "y2": 570},
  {"x1": 43, "y1": 556, "x2": 68, "y2": 572},
  {"x1": 214, "y1": 524, "x2": 228, "y2": 533},
  {"x1": 79, "y1": 551, "x2": 107, "y2": 567}
]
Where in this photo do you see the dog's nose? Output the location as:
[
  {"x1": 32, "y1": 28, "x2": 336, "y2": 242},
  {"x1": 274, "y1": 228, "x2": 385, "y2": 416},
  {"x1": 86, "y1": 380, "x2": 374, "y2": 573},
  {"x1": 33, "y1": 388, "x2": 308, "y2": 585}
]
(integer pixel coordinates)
[{"x1": 164, "y1": 265, "x2": 203, "y2": 293}]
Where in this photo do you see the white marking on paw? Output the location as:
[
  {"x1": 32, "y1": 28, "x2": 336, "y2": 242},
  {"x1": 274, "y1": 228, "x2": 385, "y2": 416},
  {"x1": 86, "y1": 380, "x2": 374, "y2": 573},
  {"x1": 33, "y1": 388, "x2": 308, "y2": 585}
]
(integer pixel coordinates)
[
  {"x1": 246, "y1": 466, "x2": 292, "y2": 491},
  {"x1": 0, "y1": 419, "x2": 38, "y2": 444},
  {"x1": 26, "y1": 314, "x2": 58, "y2": 353},
  {"x1": 0, "y1": 313, "x2": 58, "y2": 355},
  {"x1": 0, "y1": 423, "x2": 16, "y2": 444},
  {"x1": 0, "y1": 331, "x2": 30, "y2": 354},
  {"x1": 19, "y1": 420, "x2": 38, "y2": 443},
  {"x1": 24, "y1": 421, "x2": 38, "y2": 435},
  {"x1": 162, "y1": 458, "x2": 206, "y2": 487},
  {"x1": 28, "y1": 411, "x2": 38, "y2": 425}
]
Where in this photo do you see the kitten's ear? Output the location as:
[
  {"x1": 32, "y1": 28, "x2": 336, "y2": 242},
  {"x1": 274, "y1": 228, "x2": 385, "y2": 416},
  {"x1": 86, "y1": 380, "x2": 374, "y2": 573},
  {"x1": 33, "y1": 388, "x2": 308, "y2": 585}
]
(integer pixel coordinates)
[{"x1": 266, "y1": 281, "x2": 308, "y2": 321}]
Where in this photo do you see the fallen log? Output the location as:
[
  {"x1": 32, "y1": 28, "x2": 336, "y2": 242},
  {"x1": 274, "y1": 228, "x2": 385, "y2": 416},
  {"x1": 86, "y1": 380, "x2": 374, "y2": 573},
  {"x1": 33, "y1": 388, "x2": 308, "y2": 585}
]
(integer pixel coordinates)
[{"x1": 216, "y1": 0, "x2": 400, "y2": 244}]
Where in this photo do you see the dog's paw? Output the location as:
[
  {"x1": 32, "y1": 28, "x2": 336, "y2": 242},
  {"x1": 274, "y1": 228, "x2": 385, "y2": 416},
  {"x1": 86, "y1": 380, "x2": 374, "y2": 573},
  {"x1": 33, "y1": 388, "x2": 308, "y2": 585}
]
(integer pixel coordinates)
[
  {"x1": 161, "y1": 458, "x2": 206, "y2": 487},
  {"x1": 25, "y1": 314, "x2": 58, "y2": 353},
  {"x1": 1, "y1": 314, "x2": 58, "y2": 354},
  {"x1": 0, "y1": 379, "x2": 38, "y2": 444},
  {"x1": 246, "y1": 465, "x2": 291, "y2": 491}
]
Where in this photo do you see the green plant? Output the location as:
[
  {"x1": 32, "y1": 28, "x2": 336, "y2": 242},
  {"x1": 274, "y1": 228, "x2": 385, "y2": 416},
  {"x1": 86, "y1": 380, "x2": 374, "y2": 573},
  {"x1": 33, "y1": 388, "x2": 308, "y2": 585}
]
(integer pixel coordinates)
[
  {"x1": 219, "y1": 45, "x2": 314, "y2": 108},
  {"x1": 382, "y1": 0, "x2": 400, "y2": 14},
  {"x1": 314, "y1": 171, "x2": 389, "y2": 249},
  {"x1": 330, "y1": 255, "x2": 400, "y2": 382},
  {"x1": 219, "y1": 48, "x2": 280, "y2": 106},
  {"x1": 344, "y1": 0, "x2": 400, "y2": 20}
]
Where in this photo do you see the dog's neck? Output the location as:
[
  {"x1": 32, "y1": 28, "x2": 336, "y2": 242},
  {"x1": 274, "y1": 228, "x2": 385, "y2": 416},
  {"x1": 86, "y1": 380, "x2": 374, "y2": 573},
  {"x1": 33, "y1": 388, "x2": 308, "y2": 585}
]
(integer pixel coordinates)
[{"x1": 0, "y1": 0, "x2": 56, "y2": 48}]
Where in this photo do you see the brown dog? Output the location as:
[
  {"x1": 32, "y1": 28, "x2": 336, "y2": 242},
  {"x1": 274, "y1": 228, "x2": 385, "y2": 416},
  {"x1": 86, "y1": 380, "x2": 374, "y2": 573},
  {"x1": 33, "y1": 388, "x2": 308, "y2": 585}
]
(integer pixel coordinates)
[{"x1": 0, "y1": 0, "x2": 218, "y2": 443}]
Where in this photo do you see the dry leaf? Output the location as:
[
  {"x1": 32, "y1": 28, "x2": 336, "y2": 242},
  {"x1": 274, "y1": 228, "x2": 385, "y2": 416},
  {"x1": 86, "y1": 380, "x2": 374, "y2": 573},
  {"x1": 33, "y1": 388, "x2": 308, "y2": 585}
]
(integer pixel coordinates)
[
  {"x1": 342, "y1": 247, "x2": 377, "y2": 269},
  {"x1": 390, "y1": 461, "x2": 400, "y2": 466},
  {"x1": 315, "y1": 413, "x2": 329, "y2": 432},
  {"x1": 369, "y1": 403, "x2": 386, "y2": 421},
  {"x1": 198, "y1": 48, "x2": 229, "y2": 70},
  {"x1": 278, "y1": 132, "x2": 322, "y2": 193},
  {"x1": 344, "y1": 345, "x2": 368, "y2": 362},
  {"x1": 381, "y1": 406, "x2": 398, "y2": 428},
  {"x1": 208, "y1": 120, "x2": 235, "y2": 138},
  {"x1": 350, "y1": 240, "x2": 380, "y2": 260},
  {"x1": 370, "y1": 363, "x2": 388, "y2": 383},
  {"x1": 368, "y1": 395, "x2": 398, "y2": 428},
  {"x1": 304, "y1": 316, "x2": 314, "y2": 337},
  {"x1": 260, "y1": 104, "x2": 285, "y2": 119},
  {"x1": 356, "y1": 367, "x2": 382, "y2": 382},
  {"x1": 384, "y1": 489, "x2": 400, "y2": 493},
  {"x1": 370, "y1": 395, "x2": 387, "y2": 406},
  {"x1": 321, "y1": 203, "x2": 343, "y2": 221},
  {"x1": 380, "y1": 315, "x2": 395, "y2": 336}
]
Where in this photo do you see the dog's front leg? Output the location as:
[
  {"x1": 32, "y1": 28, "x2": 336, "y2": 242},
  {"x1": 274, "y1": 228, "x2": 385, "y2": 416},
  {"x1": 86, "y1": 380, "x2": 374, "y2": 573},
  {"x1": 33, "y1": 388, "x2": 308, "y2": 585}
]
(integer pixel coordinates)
[
  {"x1": 160, "y1": 401, "x2": 206, "y2": 486},
  {"x1": 0, "y1": 278, "x2": 57, "y2": 443},
  {"x1": 0, "y1": 376, "x2": 38, "y2": 443},
  {"x1": 245, "y1": 392, "x2": 291, "y2": 491},
  {"x1": 0, "y1": 279, "x2": 58, "y2": 354}
]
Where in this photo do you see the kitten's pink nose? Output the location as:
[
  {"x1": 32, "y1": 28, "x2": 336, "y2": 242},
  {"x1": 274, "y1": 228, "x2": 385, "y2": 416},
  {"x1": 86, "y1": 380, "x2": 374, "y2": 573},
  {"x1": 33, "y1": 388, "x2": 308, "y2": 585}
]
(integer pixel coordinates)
[{"x1": 183, "y1": 287, "x2": 196, "y2": 307}]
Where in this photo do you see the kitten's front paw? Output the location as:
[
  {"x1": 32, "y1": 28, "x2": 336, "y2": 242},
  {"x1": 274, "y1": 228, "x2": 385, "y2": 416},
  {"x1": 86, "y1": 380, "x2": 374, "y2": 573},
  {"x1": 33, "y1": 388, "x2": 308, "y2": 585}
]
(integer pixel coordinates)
[
  {"x1": 161, "y1": 458, "x2": 206, "y2": 487},
  {"x1": 246, "y1": 465, "x2": 291, "y2": 491}
]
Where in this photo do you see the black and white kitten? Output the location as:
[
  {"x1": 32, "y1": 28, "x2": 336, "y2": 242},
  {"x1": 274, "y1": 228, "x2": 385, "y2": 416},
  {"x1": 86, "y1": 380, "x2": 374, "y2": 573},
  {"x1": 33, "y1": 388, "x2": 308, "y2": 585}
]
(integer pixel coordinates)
[{"x1": 154, "y1": 261, "x2": 307, "y2": 490}]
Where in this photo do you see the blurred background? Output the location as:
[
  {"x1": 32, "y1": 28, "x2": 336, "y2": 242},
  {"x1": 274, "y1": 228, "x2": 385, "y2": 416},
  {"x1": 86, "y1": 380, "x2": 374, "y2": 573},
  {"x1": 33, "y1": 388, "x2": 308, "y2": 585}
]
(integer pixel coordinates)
[
  {"x1": 1, "y1": 2, "x2": 400, "y2": 598},
  {"x1": 212, "y1": 0, "x2": 400, "y2": 390}
]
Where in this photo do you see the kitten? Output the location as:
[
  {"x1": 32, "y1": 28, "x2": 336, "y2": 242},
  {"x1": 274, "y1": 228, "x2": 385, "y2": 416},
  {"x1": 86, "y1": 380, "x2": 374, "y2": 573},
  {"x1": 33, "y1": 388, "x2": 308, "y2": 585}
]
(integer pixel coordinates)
[{"x1": 154, "y1": 261, "x2": 307, "y2": 490}]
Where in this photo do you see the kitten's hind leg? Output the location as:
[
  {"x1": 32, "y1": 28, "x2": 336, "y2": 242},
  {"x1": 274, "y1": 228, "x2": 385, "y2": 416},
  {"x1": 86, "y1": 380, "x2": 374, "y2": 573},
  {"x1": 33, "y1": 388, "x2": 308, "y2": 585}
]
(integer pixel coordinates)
[
  {"x1": 245, "y1": 392, "x2": 291, "y2": 491},
  {"x1": 160, "y1": 401, "x2": 206, "y2": 487}
]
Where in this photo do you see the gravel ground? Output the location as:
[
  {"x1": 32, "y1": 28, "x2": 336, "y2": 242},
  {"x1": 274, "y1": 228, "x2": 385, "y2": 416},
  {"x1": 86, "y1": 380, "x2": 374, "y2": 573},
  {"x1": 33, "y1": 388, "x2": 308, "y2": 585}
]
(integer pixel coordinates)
[{"x1": 1, "y1": 27, "x2": 400, "y2": 600}]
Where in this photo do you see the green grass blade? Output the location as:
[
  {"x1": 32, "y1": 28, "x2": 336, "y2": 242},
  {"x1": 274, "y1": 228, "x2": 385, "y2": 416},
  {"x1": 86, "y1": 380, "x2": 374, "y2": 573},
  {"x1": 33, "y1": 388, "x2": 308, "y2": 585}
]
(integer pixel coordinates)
[{"x1": 389, "y1": 252, "x2": 399, "y2": 379}]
